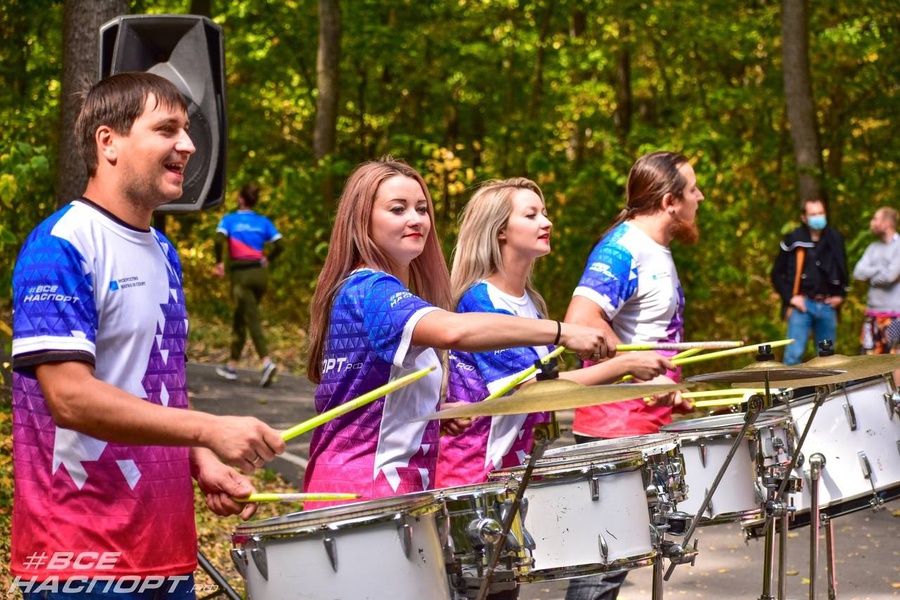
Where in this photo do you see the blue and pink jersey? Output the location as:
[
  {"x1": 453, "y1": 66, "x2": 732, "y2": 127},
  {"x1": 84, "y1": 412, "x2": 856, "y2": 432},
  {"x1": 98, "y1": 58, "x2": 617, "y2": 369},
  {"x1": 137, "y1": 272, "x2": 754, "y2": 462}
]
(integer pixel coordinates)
[
  {"x1": 303, "y1": 270, "x2": 443, "y2": 507},
  {"x1": 216, "y1": 210, "x2": 281, "y2": 262},
  {"x1": 436, "y1": 282, "x2": 551, "y2": 487},
  {"x1": 11, "y1": 199, "x2": 196, "y2": 579},
  {"x1": 571, "y1": 222, "x2": 684, "y2": 438}
]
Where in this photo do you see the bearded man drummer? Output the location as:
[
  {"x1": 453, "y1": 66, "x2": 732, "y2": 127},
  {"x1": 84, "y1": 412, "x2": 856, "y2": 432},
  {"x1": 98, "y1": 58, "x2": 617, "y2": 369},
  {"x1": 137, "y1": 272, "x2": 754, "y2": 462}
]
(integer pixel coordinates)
[{"x1": 562, "y1": 150, "x2": 705, "y2": 600}]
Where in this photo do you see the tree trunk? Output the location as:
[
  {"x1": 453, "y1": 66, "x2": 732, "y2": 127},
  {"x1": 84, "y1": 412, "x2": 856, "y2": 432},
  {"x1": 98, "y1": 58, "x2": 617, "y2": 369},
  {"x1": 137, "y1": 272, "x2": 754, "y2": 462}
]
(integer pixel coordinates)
[
  {"x1": 314, "y1": 0, "x2": 341, "y2": 207},
  {"x1": 57, "y1": 0, "x2": 128, "y2": 207},
  {"x1": 313, "y1": 0, "x2": 341, "y2": 163},
  {"x1": 566, "y1": 6, "x2": 586, "y2": 164},
  {"x1": 527, "y1": 0, "x2": 555, "y2": 121},
  {"x1": 613, "y1": 22, "x2": 633, "y2": 144},
  {"x1": 781, "y1": 0, "x2": 826, "y2": 204}
]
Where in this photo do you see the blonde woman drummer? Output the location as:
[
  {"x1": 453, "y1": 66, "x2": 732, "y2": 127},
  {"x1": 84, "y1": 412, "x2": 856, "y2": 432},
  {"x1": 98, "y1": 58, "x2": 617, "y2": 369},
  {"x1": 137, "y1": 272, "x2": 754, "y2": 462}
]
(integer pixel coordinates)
[
  {"x1": 436, "y1": 178, "x2": 674, "y2": 488},
  {"x1": 303, "y1": 159, "x2": 614, "y2": 509}
]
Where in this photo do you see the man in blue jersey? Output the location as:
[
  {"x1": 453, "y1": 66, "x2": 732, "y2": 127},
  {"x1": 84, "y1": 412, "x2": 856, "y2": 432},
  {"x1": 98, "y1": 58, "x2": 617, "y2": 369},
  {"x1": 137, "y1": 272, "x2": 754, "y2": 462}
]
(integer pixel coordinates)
[
  {"x1": 214, "y1": 183, "x2": 283, "y2": 386},
  {"x1": 10, "y1": 72, "x2": 285, "y2": 596}
]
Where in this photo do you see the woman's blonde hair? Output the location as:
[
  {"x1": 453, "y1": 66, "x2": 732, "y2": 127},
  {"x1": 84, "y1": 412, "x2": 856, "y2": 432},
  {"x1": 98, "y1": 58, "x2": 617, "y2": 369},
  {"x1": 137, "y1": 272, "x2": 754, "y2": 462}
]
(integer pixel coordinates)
[
  {"x1": 306, "y1": 158, "x2": 452, "y2": 382},
  {"x1": 450, "y1": 178, "x2": 549, "y2": 317}
]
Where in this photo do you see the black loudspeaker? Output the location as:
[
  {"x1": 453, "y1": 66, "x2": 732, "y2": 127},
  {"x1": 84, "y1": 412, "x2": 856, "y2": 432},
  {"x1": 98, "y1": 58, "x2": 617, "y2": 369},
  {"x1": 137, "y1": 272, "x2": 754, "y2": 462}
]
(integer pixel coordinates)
[{"x1": 100, "y1": 15, "x2": 226, "y2": 212}]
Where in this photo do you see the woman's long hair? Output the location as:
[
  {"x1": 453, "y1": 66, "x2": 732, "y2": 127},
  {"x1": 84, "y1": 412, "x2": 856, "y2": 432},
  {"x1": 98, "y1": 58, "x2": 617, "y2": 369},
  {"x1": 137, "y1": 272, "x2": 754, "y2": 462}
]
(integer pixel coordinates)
[
  {"x1": 450, "y1": 178, "x2": 549, "y2": 318},
  {"x1": 306, "y1": 158, "x2": 451, "y2": 382}
]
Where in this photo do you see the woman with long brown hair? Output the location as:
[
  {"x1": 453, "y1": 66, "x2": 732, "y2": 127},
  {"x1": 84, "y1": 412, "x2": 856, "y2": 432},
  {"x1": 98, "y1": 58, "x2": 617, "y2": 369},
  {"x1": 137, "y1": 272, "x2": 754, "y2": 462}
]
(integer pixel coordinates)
[{"x1": 303, "y1": 158, "x2": 614, "y2": 506}]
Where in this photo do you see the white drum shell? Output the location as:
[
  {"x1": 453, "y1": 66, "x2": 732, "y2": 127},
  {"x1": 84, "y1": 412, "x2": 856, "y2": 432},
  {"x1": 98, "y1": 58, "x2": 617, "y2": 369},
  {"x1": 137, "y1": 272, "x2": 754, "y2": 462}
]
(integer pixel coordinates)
[
  {"x1": 662, "y1": 413, "x2": 793, "y2": 524},
  {"x1": 233, "y1": 495, "x2": 450, "y2": 600},
  {"x1": 493, "y1": 449, "x2": 655, "y2": 581},
  {"x1": 785, "y1": 377, "x2": 900, "y2": 517}
]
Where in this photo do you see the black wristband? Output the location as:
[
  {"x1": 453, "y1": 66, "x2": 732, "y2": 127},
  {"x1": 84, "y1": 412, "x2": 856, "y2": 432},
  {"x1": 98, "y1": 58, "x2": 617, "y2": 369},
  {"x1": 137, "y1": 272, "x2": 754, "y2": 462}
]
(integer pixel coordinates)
[{"x1": 553, "y1": 320, "x2": 562, "y2": 346}]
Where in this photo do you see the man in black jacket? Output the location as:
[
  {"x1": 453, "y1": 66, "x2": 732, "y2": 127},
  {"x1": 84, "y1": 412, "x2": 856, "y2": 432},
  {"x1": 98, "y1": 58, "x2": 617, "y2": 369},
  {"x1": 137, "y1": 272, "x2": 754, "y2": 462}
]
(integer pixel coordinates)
[{"x1": 771, "y1": 199, "x2": 849, "y2": 364}]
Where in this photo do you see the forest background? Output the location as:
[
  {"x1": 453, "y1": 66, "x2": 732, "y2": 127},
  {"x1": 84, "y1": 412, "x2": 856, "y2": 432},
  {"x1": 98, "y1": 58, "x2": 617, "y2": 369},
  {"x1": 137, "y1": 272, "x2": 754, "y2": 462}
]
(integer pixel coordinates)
[
  {"x1": 0, "y1": 0, "x2": 897, "y2": 589},
  {"x1": 1, "y1": 0, "x2": 897, "y2": 370}
]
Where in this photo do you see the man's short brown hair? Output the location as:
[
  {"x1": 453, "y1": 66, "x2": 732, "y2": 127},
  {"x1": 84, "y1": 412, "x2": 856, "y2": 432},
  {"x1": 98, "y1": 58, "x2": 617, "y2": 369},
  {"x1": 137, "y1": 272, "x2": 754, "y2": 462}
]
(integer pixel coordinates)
[{"x1": 75, "y1": 72, "x2": 187, "y2": 177}]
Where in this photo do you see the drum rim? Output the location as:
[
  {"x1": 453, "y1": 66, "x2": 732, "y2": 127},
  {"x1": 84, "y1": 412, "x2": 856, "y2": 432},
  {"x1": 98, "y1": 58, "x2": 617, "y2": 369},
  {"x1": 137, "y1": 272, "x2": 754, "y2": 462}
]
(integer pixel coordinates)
[
  {"x1": 784, "y1": 374, "x2": 893, "y2": 408},
  {"x1": 542, "y1": 432, "x2": 680, "y2": 461},
  {"x1": 432, "y1": 481, "x2": 513, "y2": 500},
  {"x1": 661, "y1": 411, "x2": 791, "y2": 438},
  {"x1": 518, "y1": 550, "x2": 657, "y2": 583},
  {"x1": 234, "y1": 492, "x2": 439, "y2": 537},
  {"x1": 492, "y1": 451, "x2": 647, "y2": 480}
]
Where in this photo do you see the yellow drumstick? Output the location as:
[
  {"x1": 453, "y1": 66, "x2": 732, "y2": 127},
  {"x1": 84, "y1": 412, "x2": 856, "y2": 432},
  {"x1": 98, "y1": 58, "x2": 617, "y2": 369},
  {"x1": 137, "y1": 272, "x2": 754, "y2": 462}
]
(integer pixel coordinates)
[
  {"x1": 693, "y1": 397, "x2": 751, "y2": 409},
  {"x1": 681, "y1": 388, "x2": 763, "y2": 399},
  {"x1": 642, "y1": 388, "x2": 763, "y2": 403},
  {"x1": 233, "y1": 493, "x2": 359, "y2": 503},
  {"x1": 280, "y1": 365, "x2": 436, "y2": 442},
  {"x1": 481, "y1": 345, "x2": 567, "y2": 402},
  {"x1": 672, "y1": 339, "x2": 793, "y2": 367},
  {"x1": 617, "y1": 341, "x2": 743, "y2": 352}
]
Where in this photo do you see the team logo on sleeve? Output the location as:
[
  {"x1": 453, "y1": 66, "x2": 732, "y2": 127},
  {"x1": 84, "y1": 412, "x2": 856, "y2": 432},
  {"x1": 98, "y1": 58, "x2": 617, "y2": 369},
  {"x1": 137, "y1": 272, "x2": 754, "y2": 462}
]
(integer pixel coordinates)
[
  {"x1": 389, "y1": 291, "x2": 414, "y2": 307},
  {"x1": 22, "y1": 285, "x2": 79, "y2": 304}
]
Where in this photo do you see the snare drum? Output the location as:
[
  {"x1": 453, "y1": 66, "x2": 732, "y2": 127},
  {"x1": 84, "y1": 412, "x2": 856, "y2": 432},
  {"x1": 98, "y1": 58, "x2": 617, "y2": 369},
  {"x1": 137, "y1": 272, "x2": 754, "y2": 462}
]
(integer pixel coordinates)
[
  {"x1": 434, "y1": 482, "x2": 532, "y2": 596},
  {"x1": 490, "y1": 437, "x2": 668, "y2": 582},
  {"x1": 540, "y1": 433, "x2": 686, "y2": 508},
  {"x1": 232, "y1": 494, "x2": 451, "y2": 600},
  {"x1": 762, "y1": 376, "x2": 900, "y2": 530},
  {"x1": 662, "y1": 412, "x2": 794, "y2": 524}
]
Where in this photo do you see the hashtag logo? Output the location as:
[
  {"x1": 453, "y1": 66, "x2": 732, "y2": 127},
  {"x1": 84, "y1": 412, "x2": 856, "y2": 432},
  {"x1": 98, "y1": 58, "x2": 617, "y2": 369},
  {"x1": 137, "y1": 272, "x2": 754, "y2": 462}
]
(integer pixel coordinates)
[{"x1": 22, "y1": 552, "x2": 48, "y2": 569}]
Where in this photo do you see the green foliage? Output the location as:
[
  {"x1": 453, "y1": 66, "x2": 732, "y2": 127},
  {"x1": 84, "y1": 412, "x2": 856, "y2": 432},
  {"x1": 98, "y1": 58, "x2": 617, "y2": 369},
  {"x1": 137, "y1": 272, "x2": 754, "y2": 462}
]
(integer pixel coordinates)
[{"x1": 1, "y1": 0, "x2": 896, "y2": 366}]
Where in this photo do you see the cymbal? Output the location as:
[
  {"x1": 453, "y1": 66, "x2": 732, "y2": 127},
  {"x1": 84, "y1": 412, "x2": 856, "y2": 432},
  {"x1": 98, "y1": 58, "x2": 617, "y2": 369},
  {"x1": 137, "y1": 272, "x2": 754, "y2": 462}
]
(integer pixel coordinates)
[
  {"x1": 418, "y1": 379, "x2": 689, "y2": 420},
  {"x1": 687, "y1": 359, "x2": 843, "y2": 384},
  {"x1": 769, "y1": 353, "x2": 900, "y2": 388}
]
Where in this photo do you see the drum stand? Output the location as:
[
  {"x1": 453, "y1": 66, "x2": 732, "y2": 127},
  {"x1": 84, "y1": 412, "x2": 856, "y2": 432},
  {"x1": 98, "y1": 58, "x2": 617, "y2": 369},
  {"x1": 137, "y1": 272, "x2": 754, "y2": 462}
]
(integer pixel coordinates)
[
  {"x1": 759, "y1": 383, "x2": 834, "y2": 600},
  {"x1": 472, "y1": 358, "x2": 563, "y2": 600},
  {"x1": 474, "y1": 418, "x2": 559, "y2": 600},
  {"x1": 663, "y1": 378, "x2": 829, "y2": 600},
  {"x1": 662, "y1": 393, "x2": 767, "y2": 585}
]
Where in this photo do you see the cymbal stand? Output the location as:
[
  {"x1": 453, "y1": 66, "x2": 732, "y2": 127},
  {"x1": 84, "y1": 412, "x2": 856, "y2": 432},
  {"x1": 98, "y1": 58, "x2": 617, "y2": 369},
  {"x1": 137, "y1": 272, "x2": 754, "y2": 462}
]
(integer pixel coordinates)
[
  {"x1": 475, "y1": 357, "x2": 561, "y2": 600},
  {"x1": 663, "y1": 392, "x2": 767, "y2": 582},
  {"x1": 756, "y1": 382, "x2": 834, "y2": 600},
  {"x1": 823, "y1": 514, "x2": 837, "y2": 600},
  {"x1": 807, "y1": 453, "x2": 825, "y2": 600},
  {"x1": 474, "y1": 419, "x2": 559, "y2": 600}
]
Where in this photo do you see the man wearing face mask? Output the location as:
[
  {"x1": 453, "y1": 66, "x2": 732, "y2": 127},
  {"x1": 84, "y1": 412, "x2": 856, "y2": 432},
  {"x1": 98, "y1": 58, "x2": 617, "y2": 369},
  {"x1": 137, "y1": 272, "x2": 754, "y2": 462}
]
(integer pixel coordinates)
[{"x1": 771, "y1": 198, "x2": 849, "y2": 365}]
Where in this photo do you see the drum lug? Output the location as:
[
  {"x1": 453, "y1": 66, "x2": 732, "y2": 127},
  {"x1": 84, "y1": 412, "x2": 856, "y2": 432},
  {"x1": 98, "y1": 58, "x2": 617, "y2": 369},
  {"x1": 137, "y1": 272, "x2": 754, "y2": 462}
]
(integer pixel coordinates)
[
  {"x1": 597, "y1": 532, "x2": 610, "y2": 564},
  {"x1": 518, "y1": 498, "x2": 536, "y2": 550},
  {"x1": 494, "y1": 502, "x2": 524, "y2": 552},
  {"x1": 699, "y1": 442, "x2": 708, "y2": 469},
  {"x1": 858, "y1": 451, "x2": 872, "y2": 480},
  {"x1": 398, "y1": 521, "x2": 414, "y2": 559},
  {"x1": 322, "y1": 536, "x2": 339, "y2": 572},
  {"x1": 589, "y1": 469, "x2": 601, "y2": 501},
  {"x1": 229, "y1": 548, "x2": 248, "y2": 579},
  {"x1": 250, "y1": 546, "x2": 269, "y2": 581},
  {"x1": 322, "y1": 537, "x2": 337, "y2": 573},
  {"x1": 754, "y1": 481, "x2": 766, "y2": 505},
  {"x1": 842, "y1": 401, "x2": 858, "y2": 431},
  {"x1": 704, "y1": 487, "x2": 714, "y2": 517},
  {"x1": 885, "y1": 390, "x2": 900, "y2": 420}
]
